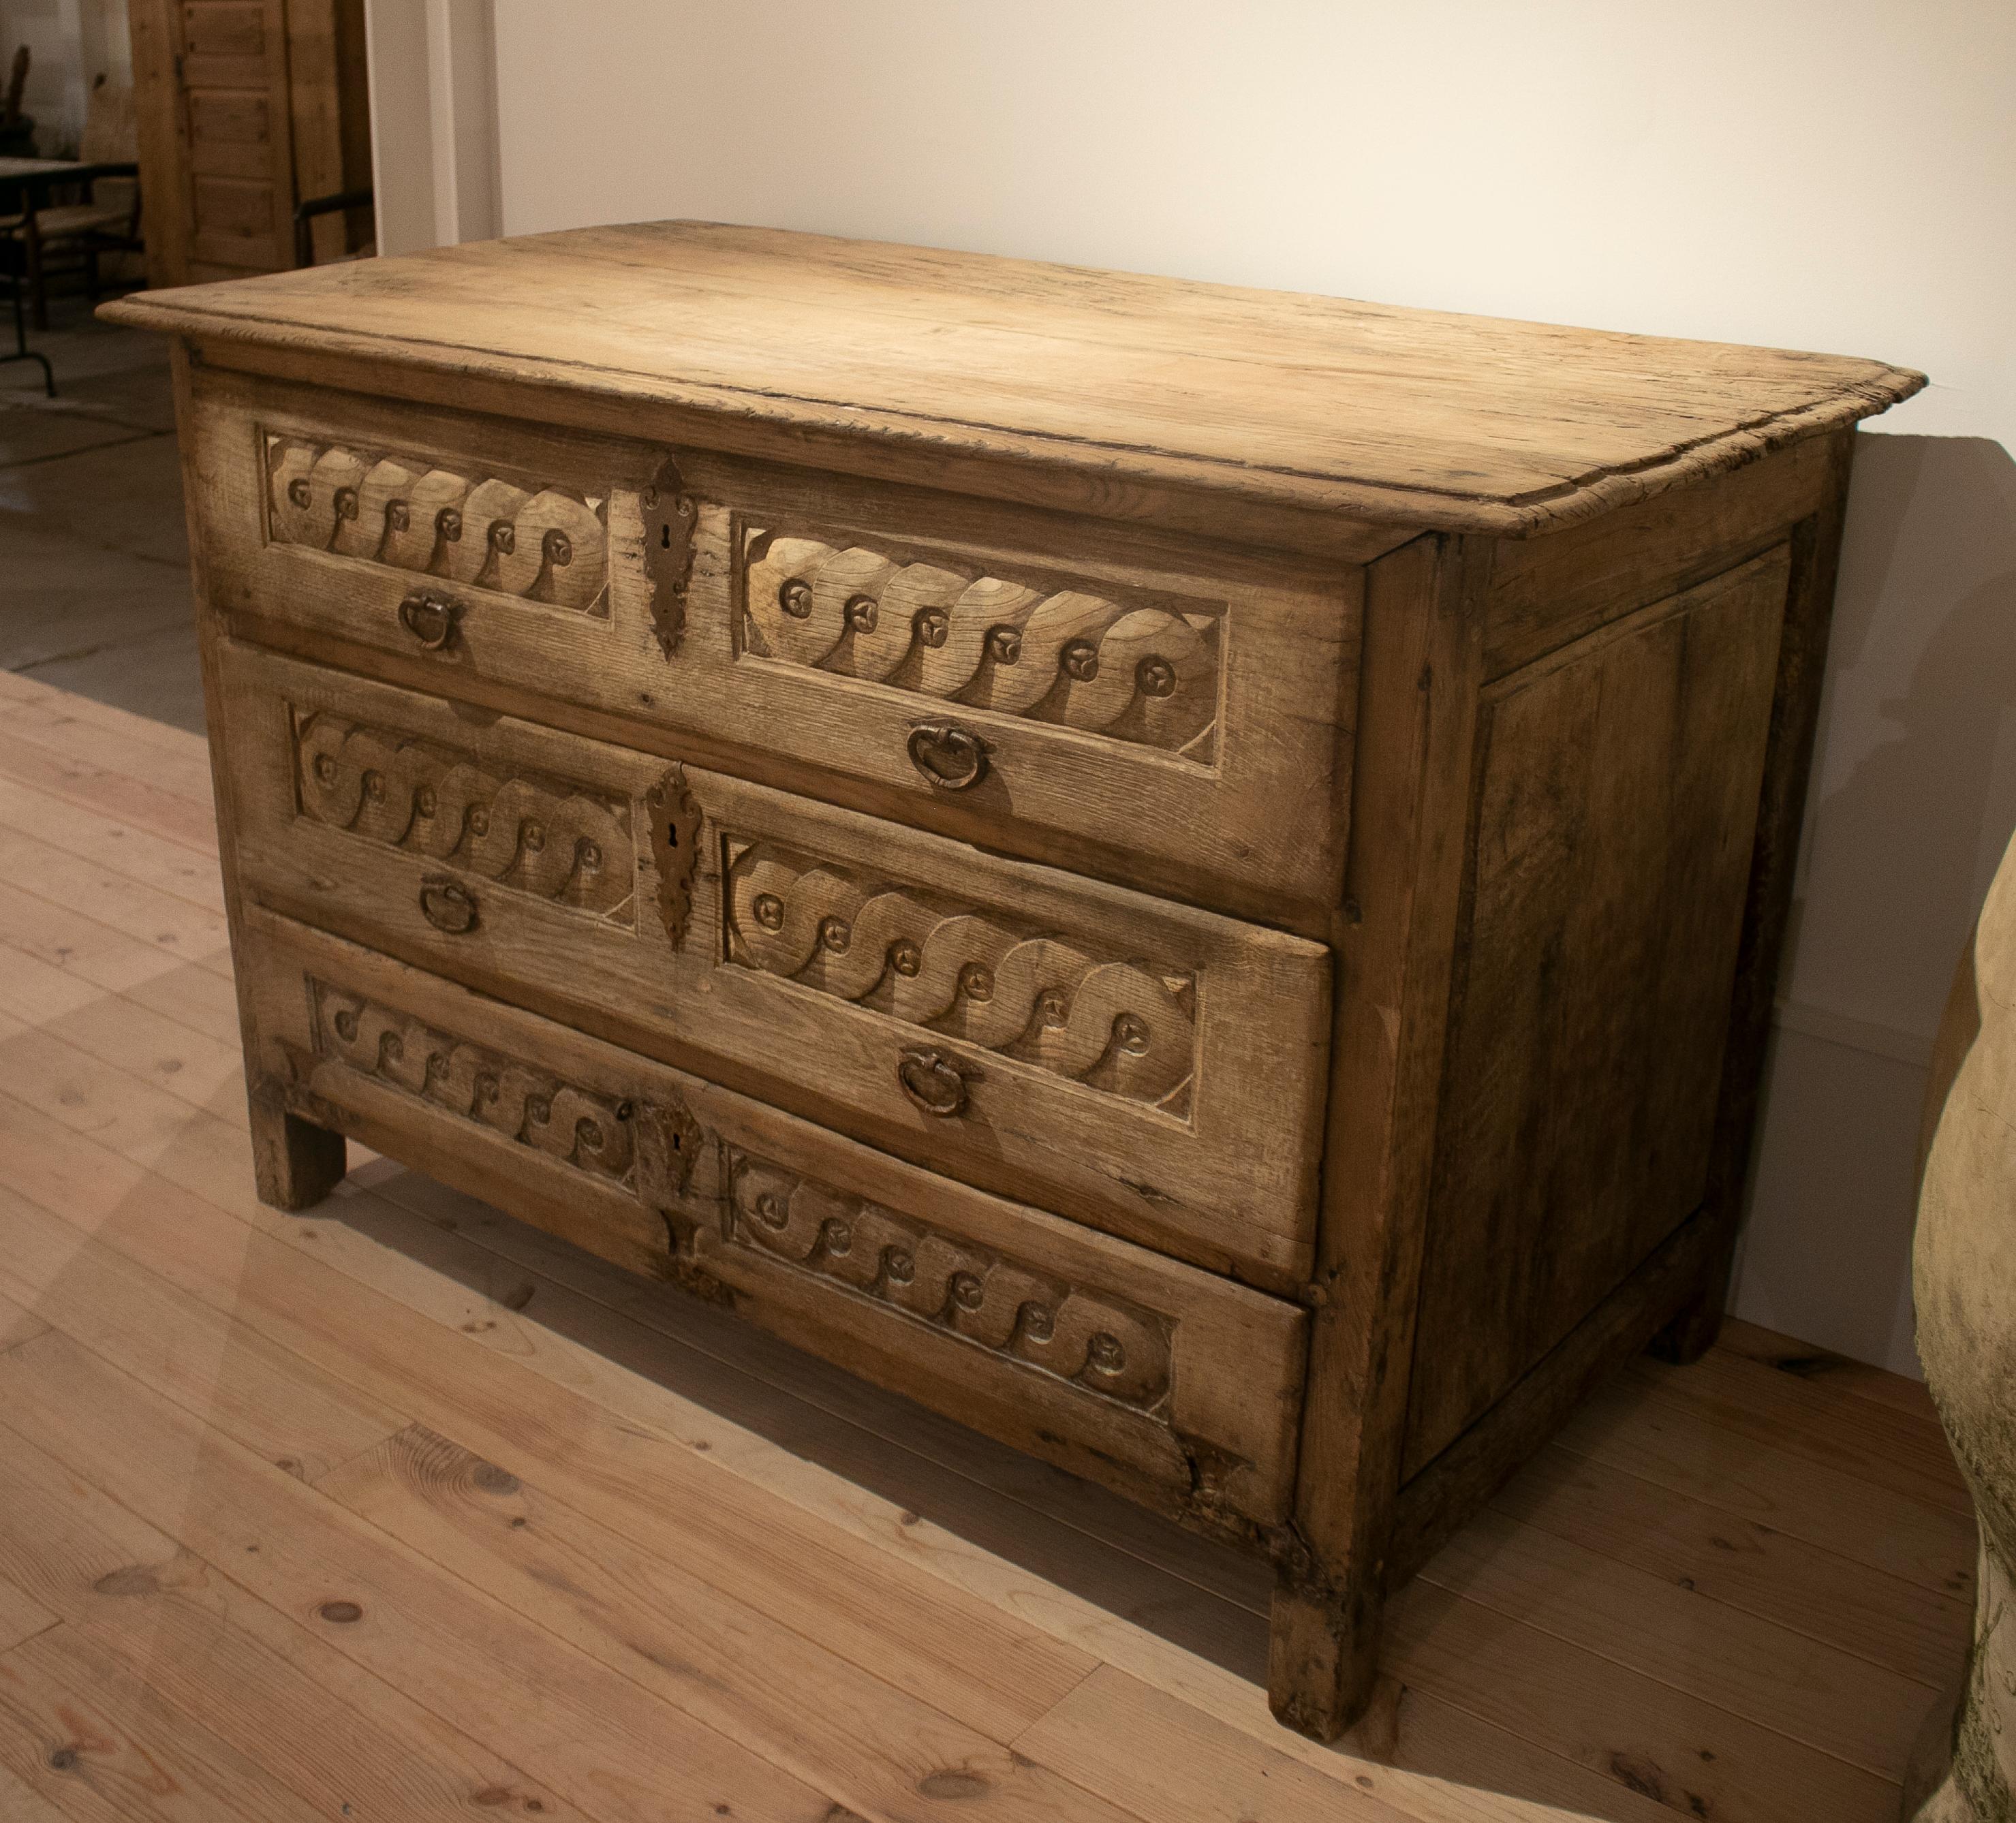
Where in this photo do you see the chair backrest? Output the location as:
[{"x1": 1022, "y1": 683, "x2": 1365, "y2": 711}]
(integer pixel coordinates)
[{"x1": 79, "y1": 74, "x2": 137, "y2": 163}]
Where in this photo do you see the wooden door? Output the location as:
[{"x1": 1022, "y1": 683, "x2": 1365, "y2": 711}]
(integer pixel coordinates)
[{"x1": 129, "y1": 0, "x2": 369, "y2": 287}]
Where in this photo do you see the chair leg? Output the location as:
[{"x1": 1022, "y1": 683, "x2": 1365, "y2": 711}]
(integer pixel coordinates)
[
  {"x1": 23, "y1": 225, "x2": 46, "y2": 332},
  {"x1": 84, "y1": 247, "x2": 99, "y2": 305}
]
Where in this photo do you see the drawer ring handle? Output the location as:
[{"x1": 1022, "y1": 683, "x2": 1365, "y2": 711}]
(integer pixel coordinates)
[
  {"x1": 897, "y1": 1046, "x2": 970, "y2": 1118},
  {"x1": 906, "y1": 721, "x2": 991, "y2": 791},
  {"x1": 419, "y1": 876, "x2": 479, "y2": 935},
  {"x1": 397, "y1": 589, "x2": 464, "y2": 652}
]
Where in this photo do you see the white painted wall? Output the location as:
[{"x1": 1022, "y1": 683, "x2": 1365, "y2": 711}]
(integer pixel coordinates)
[
  {"x1": 402, "y1": 0, "x2": 2015, "y2": 1375},
  {"x1": 0, "y1": 0, "x2": 130, "y2": 155},
  {"x1": 362, "y1": 0, "x2": 499, "y2": 255}
]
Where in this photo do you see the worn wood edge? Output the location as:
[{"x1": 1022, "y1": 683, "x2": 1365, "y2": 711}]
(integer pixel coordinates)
[
  {"x1": 165, "y1": 342, "x2": 307, "y2": 1162},
  {"x1": 1480, "y1": 433, "x2": 1840, "y2": 681},
  {"x1": 99, "y1": 296, "x2": 1923, "y2": 540},
  {"x1": 149, "y1": 324, "x2": 1425, "y2": 566},
  {"x1": 1386, "y1": 1201, "x2": 1726, "y2": 1589},
  {"x1": 1265, "y1": 531, "x2": 1492, "y2": 1741}
]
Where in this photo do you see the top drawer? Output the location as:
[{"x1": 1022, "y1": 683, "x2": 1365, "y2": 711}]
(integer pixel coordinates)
[{"x1": 185, "y1": 367, "x2": 1362, "y2": 931}]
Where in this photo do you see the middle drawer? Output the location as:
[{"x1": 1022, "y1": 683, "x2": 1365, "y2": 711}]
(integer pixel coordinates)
[{"x1": 217, "y1": 640, "x2": 1332, "y2": 1286}]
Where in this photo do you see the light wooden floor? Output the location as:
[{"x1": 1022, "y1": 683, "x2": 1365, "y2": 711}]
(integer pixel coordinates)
[{"x1": 0, "y1": 667, "x2": 1976, "y2": 1823}]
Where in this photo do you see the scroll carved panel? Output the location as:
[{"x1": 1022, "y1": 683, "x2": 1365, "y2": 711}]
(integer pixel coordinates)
[
  {"x1": 309, "y1": 981, "x2": 702, "y2": 1204},
  {"x1": 264, "y1": 432, "x2": 610, "y2": 612},
  {"x1": 293, "y1": 709, "x2": 636, "y2": 924},
  {"x1": 738, "y1": 525, "x2": 1223, "y2": 761},
  {"x1": 722, "y1": 838, "x2": 1198, "y2": 1113},
  {"x1": 694, "y1": 1147, "x2": 1173, "y2": 1410}
]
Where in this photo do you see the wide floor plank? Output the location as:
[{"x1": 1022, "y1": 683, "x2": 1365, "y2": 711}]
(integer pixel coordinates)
[
  {"x1": 0, "y1": 726, "x2": 218, "y2": 858},
  {"x1": 0, "y1": 1089, "x2": 1106, "y2": 1748},
  {"x1": 0, "y1": 1418, "x2": 603, "y2": 1822},
  {"x1": 320, "y1": 1424, "x2": 1147, "y2": 1823},
  {"x1": 0, "y1": 1284, "x2": 48, "y2": 1354},
  {"x1": 1711, "y1": 1316, "x2": 1940, "y2": 1425},
  {"x1": 0, "y1": 1623, "x2": 327, "y2": 1823},
  {"x1": 1491, "y1": 1442, "x2": 1970, "y2": 1692},
  {"x1": 0, "y1": 1334, "x2": 856, "y2": 1823},
  {"x1": 0, "y1": 823, "x2": 232, "y2": 976},
  {"x1": 0, "y1": 777, "x2": 226, "y2": 916},
  {"x1": 0, "y1": 879, "x2": 241, "y2": 1045}
]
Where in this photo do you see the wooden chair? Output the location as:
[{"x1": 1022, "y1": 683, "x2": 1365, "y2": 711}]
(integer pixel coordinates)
[{"x1": 2, "y1": 74, "x2": 142, "y2": 329}]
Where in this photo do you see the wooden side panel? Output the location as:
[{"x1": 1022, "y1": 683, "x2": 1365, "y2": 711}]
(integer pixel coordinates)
[
  {"x1": 1402, "y1": 547, "x2": 1793, "y2": 1476},
  {"x1": 241, "y1": 908, "x2": 1311, "y2": 1531}
]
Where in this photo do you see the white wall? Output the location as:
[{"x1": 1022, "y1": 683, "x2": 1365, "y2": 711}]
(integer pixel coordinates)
[
  {"x1": 362, "y1": 0, "x2": 499, "y2": 255},
  {"x1": 413, "y1": 0, "x2": 2013, "y2": 1376},
  {"x1": 0, "y1": 0, "x2": 130, "y2": 155}
]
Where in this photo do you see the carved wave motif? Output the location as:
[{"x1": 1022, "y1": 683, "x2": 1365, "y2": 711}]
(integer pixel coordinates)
[
  {"x1": 264, "y1": 433, "x2": 609, "y2": 612},
  {"x1": 310, "y1": 981, "x2": 700, "y2": 1202},
  {"x1": 294, "y1": 711, "x2": 634, "y2": 922},
  {"x1": 724, "y1": 841, "x2": 1196, "y2": 1112},
  {"x1": 740, "y1": 528, "x2": 1221, "y2": 760},
  {"x1": 722, "y1": 1148, "x2": 1172, "y2": 1409}
]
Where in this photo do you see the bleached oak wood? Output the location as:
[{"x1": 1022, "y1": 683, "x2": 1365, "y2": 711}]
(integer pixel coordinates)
[
  {"x1": 216, "y1": 647, "x2": 1334, "y2": 1286},
  {"x1": 0, "y1": 1182, "x2": 409, "y2": 1483},
  {"x1": 0, "y1": 728, "x2": 219, "y2": 856},
  {"x1": 100, "y1": 221, "x2": 1921, "y2": 537},
  {"x1": 101, "y1": 230, "x2": 1923, "y2": 1735}
]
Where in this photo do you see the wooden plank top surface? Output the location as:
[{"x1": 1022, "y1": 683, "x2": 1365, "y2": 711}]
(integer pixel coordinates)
[{"x1": 104, "y1": 219, "x2": 1924, "y2": 536}]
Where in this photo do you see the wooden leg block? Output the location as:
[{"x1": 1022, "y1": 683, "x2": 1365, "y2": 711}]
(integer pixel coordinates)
[
  {"x1": 248, "y1": 1091, "x2": 347, "y2": 1211},
  {"x1": 1266, "y1": 1574, "x2": 1383, "y2": 1743},
  {"x1": 1647, "y1": 1237, "x2": 1735, "y2": 1365}
]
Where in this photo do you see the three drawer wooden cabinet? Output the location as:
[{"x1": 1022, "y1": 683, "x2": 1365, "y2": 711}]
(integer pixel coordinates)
[{"x1": 107, "y1": 221, "x2": 1922, "y2": 1740}]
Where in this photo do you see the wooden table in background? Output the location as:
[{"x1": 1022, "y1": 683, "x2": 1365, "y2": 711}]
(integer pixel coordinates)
[{"x1": 0, "y1": 157, "x2": 83, "y2": 395}]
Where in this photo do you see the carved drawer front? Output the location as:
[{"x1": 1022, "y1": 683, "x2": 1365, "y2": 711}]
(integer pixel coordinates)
[
  {"x1": 218, "y1": 642, "x2": 1333, "y2": 1288},
  {"x1": 243, "y1": 910, "x2": 1310, "y2": 1531},
  {"x1": 190, "y1": 367, "x2": 1361, "y2": 933}
]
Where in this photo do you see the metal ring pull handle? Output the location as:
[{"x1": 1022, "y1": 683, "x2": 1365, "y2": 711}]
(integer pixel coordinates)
[
  {"x1": 897, "y1": 1046, "x2": 969, "y2": 1118},
  {"x1": 398, "y1": 589, "x2": 464, "y2": 651},
  {"x1": 906, "y1": 721, "x2": 991, "y2": 791},
  {"x1": 419, "y1": 876, "x2": 479, "y2": 935}
]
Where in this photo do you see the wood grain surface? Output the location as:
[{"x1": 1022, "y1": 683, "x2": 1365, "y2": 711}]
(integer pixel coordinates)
[
  {"x1": 102, "y1": 220, "x2": 1923, "y2": 536},
  {"x1": 0, "y1": 670, "x2": 1974, "y2": 1822}
]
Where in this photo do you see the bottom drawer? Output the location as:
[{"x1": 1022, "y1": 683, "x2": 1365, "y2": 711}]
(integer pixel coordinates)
[{"x1": 242, "y1": 907, "x2": 1310, "y2": 1533}]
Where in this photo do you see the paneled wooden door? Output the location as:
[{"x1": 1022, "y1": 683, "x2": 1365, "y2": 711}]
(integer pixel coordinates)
[{"x1": 129, "y1": 0, "x2": 369, "y2": 286}]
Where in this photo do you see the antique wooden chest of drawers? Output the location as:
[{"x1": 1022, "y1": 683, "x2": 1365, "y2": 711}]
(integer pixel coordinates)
[{"x1": 107, "y1": 223, "x2": 1921, "y2": 1739}]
